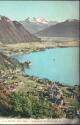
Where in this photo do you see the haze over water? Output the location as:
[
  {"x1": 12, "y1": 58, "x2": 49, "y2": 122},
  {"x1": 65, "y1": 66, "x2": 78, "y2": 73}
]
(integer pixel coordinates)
[{"x1": 16, "y1": 47, "x2": 79, "y2": 85}]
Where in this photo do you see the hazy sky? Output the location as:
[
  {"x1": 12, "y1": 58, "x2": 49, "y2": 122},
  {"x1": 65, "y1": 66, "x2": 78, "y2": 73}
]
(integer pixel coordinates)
[{"x1": 0, "y1": 1, "x2": 79, "y2": 21}]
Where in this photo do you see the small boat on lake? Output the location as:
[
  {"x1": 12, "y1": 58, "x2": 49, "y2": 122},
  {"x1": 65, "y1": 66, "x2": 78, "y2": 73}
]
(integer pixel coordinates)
[{"x1": 53, "y1": 58, "x2": 55, "y2": 61}]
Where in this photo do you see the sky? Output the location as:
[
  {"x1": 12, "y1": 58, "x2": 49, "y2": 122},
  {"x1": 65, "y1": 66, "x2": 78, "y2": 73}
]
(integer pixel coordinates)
[{"x1": 0, "y1": 1, "x2": 79, "y2": 22}]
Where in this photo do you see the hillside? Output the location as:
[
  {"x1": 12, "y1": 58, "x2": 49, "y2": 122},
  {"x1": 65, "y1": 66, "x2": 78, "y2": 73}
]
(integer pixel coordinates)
[
  {"x1": 0, "y1": 52, "x2": 20, "y2": 115},
  {"x1": 0, "y1": 52, "x2": 19, "y2": 71},
  {"x1": 35, "y1": 19, "x2": 79, "y2": 39},
  {"x1": 0, "y1": 16, "x2": 40, "y2": 44}
]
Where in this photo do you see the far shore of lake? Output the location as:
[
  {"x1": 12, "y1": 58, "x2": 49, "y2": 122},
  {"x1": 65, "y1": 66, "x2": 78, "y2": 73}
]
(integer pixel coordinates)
[
  {"x1": 0, "y1": 41, "x2": 79, "y2": 86},
  {"x1": 0, "y1": 41, "x2": 79, "y2": 56}
]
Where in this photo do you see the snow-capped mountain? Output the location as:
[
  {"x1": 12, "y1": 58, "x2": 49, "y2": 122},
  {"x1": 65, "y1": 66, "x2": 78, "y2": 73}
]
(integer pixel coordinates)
[
  {"x1": 26, "y1": 17, "x2": 49, "y2": 24},
  {"x1": 20, "y1": 17, "x2": 58, "y2": 34}
]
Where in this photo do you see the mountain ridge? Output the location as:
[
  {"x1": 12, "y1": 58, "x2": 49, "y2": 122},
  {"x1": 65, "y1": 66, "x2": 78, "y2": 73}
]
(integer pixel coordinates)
[
  {"x1": 35, "y1": 19, "x2": 79, "y2": 39},
  {"x1": 0, "y1": 15, "x2": 40, "y2": 44}
]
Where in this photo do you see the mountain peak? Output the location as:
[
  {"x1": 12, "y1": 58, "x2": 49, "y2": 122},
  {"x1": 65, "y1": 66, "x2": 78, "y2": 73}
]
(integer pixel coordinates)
[
  {"x1": 66, "y1": 19, "x2": 79, "y2": 22},
  {"x1": 26, "y1": 17, "x2": 49, "y2": 24},
  {"x1": 36, "y1": 17, "x2": 48, "y2": 24},
  {"x1": 0, "y1": 15, "x2": 12, "y2": 23},
  {"x1": 26, "y1": 17, "x2": 36, "y2": 23},
  {"x1": 0, "y1": 15, "x2": 5, "y2": 20}
]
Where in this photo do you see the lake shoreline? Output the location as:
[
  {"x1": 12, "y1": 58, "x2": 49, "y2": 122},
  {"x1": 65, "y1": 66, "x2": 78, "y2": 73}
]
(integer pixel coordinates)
[
  {"x1": 0, "y1": 41, "x2": 79, "y2": 56},
  {"x1": 14, "y1": 47, "x2": 79, "y2": 87},
  {"x1": 23, "y1": 73, "x2": 79, "y2": 87},
  {"x1": 0, "y1": 41, "x2": 80, "y2": 119},
  {"x1": 0, "y1": 41, "x2": 79, "y2": 86}
]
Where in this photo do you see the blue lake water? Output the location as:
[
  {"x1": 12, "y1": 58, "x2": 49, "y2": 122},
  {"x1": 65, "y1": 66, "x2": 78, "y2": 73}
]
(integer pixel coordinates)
[{"x1": 15, "y1": 47, "x2": 79, "y2": 85}]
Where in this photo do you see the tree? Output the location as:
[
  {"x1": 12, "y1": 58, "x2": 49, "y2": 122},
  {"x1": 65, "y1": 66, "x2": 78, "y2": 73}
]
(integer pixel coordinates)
[{"x1": 11, "y1": 92, "x2": 32, "y2": 117}]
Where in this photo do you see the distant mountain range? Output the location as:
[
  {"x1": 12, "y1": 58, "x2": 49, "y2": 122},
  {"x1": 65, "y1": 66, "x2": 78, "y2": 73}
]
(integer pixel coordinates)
[
  {"x1": 0, "y1": 15, "x2": 79, "y2": 44},
  {"x1": 20, "y1": 17, "x2": 58, "y2": 34},
  {"x1": 0, "y1": 15, "x2": 40, "y2": 44},
  {"x1": 35, "y1": 19, "x2": 79, "y2": 39}
]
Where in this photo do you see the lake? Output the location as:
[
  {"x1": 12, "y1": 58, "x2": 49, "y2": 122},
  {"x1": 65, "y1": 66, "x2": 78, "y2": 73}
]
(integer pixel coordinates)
[{"x1": 15, "y1": 47, "x2": 79, "y2": 85}]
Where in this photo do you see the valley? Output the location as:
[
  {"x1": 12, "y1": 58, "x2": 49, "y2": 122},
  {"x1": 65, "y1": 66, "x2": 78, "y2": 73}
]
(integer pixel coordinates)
[{"x1": 0, "y1": 11, "x2": 79, "y2": 123}]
